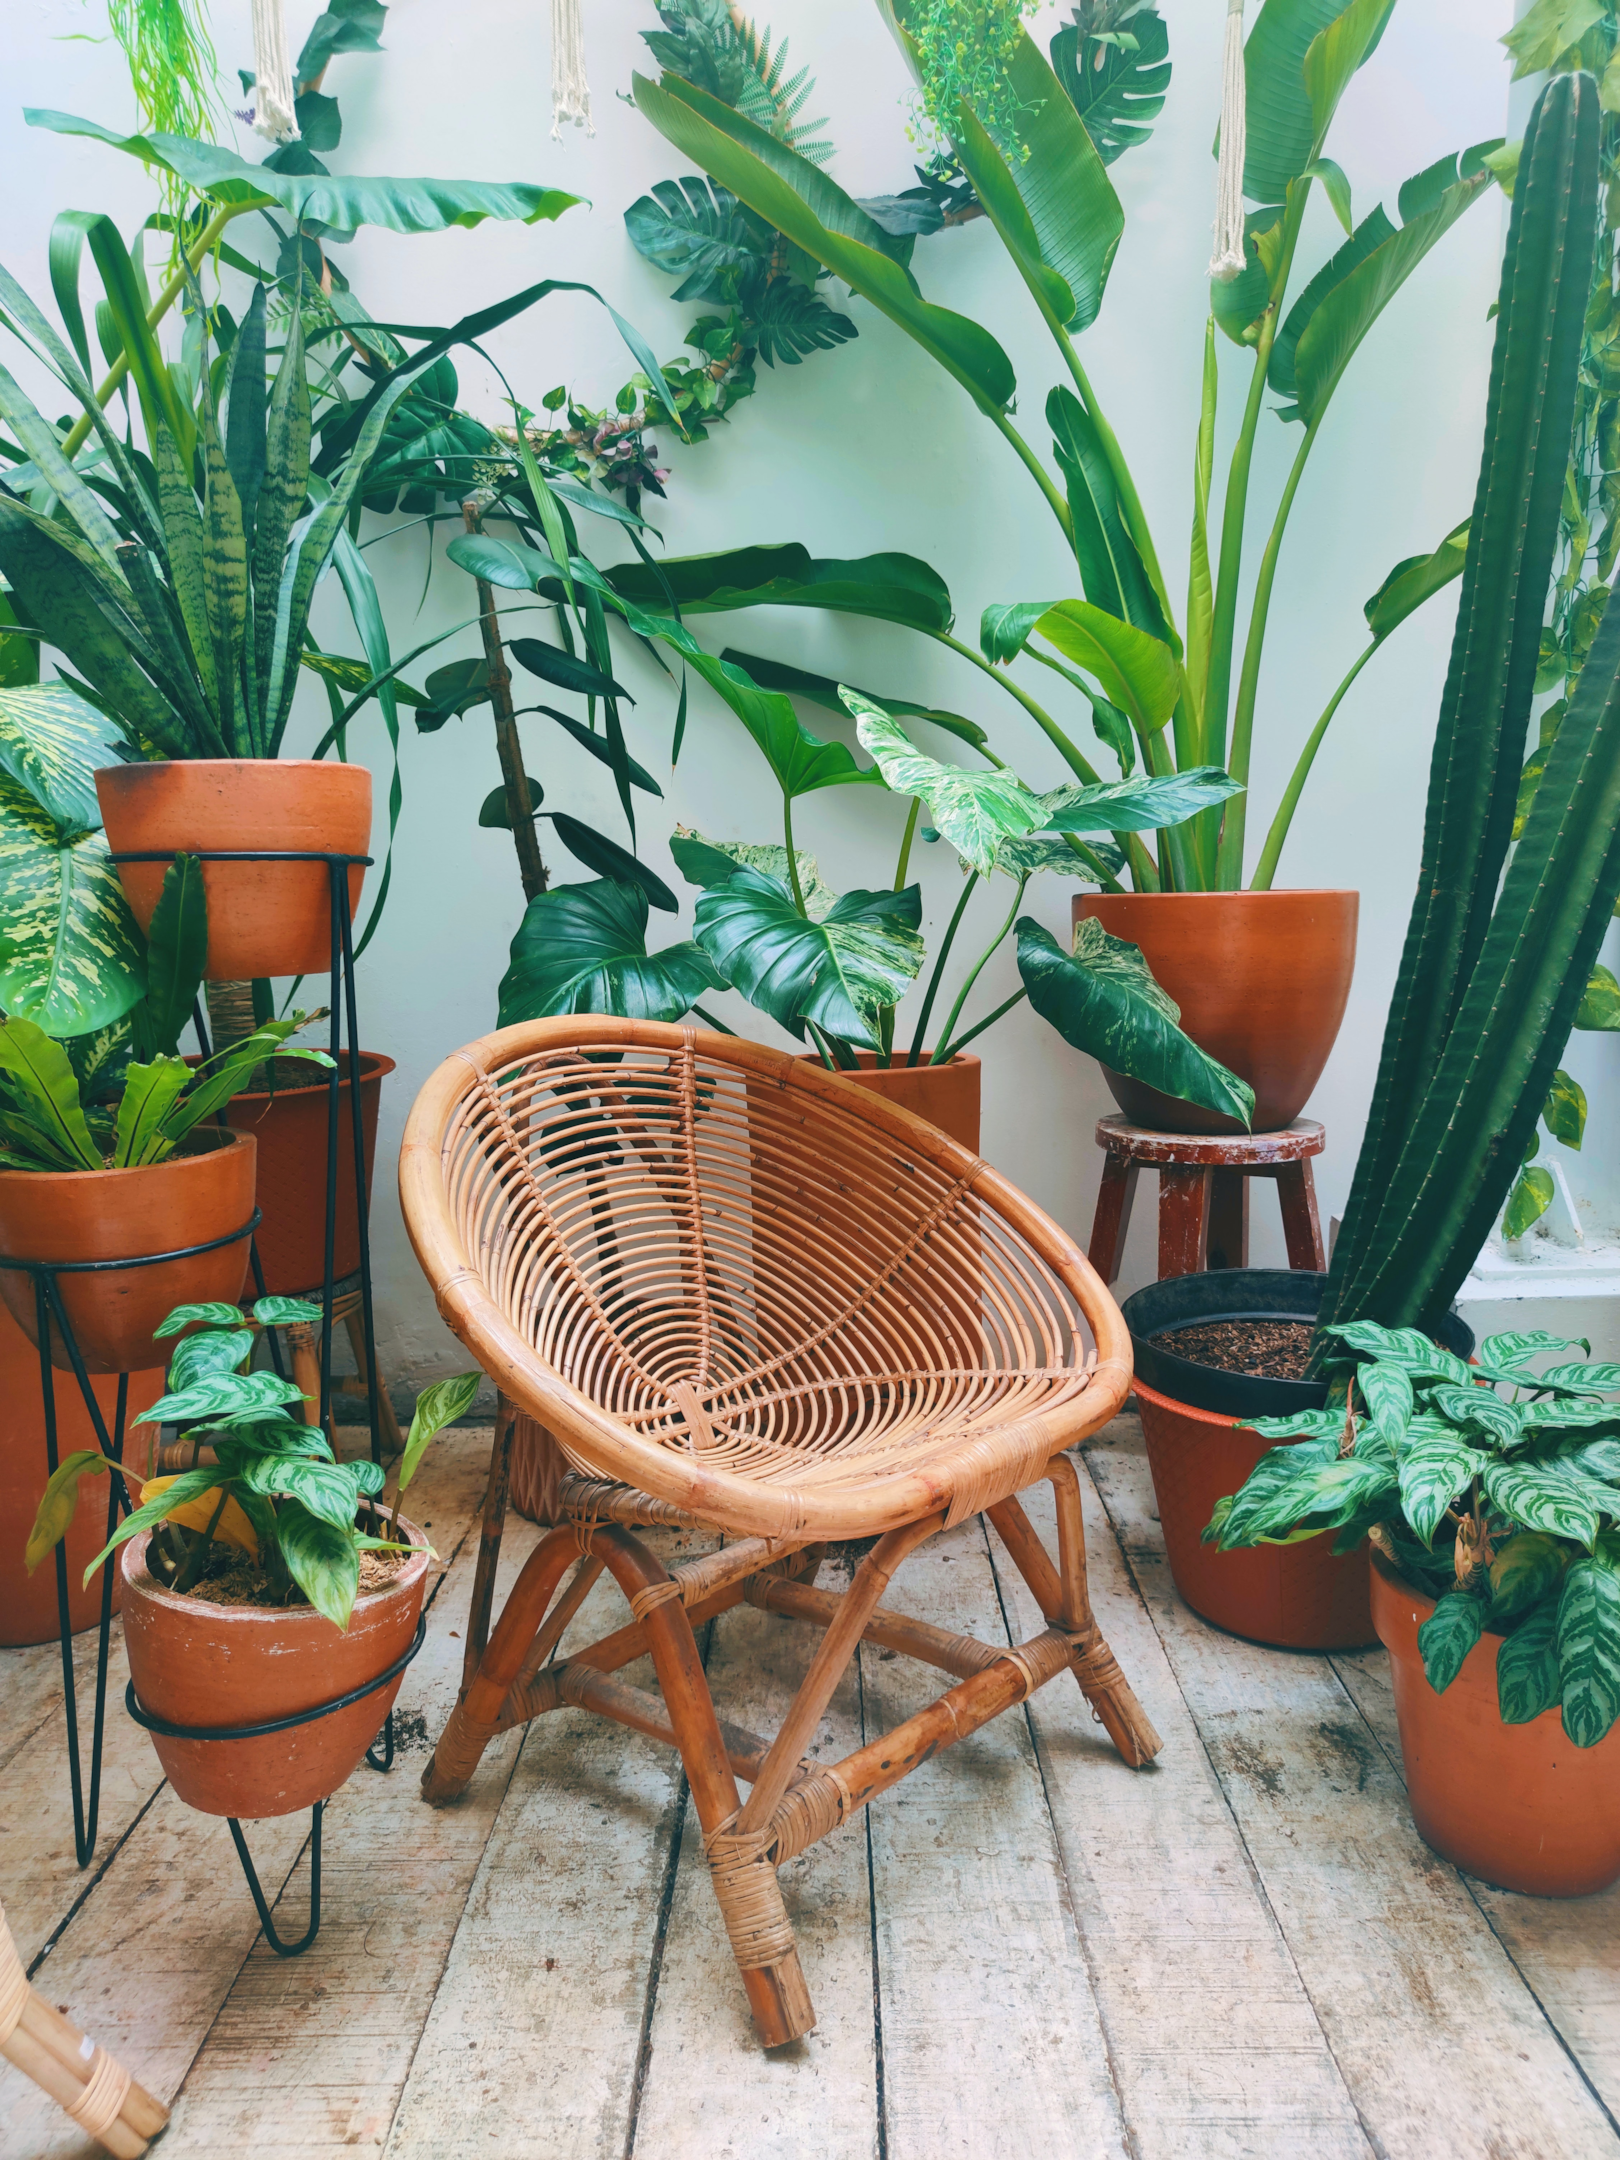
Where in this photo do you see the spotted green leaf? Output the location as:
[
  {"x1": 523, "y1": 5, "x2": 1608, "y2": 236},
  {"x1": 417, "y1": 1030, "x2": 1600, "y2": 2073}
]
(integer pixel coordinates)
[
  {"x1": 0, "y1": 681, "x2": 121, "y2": 832},
  {"x1": 0, "y1": 774, "x2": 145, "y2": 1036}
]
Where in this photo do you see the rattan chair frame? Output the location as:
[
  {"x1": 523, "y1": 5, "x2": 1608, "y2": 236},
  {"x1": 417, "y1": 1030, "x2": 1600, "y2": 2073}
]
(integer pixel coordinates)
[{"x1": 402, "y1": 1019, "x2": 1162, "y2": 2047}]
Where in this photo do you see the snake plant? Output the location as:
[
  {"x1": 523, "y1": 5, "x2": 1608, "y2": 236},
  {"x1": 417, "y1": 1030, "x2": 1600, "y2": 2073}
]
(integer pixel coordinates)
[{"x1": 1317, "y1": 69, "x2": 1620, "y2": 1337}]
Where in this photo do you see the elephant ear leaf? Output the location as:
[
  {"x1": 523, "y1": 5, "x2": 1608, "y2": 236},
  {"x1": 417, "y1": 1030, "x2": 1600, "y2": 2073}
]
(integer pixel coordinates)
[
  {"x1": 693, "y1": 868, "x2": 924, "y2": 1050},
  {"x1": 845, "y1": 692, "x2": 1040, "y2": 875},
  {"x1": 1016, "y1": 916, "x2": 1255, "y2": 1127},
  {"x1": 497, "y1": 879, "x2": 724, "y2": 1028}
]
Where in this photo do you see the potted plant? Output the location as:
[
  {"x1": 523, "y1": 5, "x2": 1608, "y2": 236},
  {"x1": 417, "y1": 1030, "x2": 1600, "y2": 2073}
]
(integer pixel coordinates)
[
  {"x1": 1207, "y1": 1318, "x2": 1620, "y2": 1896},
  {"x1": 598, "y1": 0, "x2": 1514, "y2": 1130},
  {"x1": 28, "y1": 1300, "x2": 477, "y2": 1822}
]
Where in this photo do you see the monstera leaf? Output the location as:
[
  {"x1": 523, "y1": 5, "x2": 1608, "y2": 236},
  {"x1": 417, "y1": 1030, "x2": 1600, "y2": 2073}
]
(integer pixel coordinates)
[
  {"x1": 846, "y1": 694, "x2": 1041, "y2": 875},
  {"x1": 693, "y1": 869, "x2": 925, "y2": 1049},
  {"x1": 1017, "y1": 917, "x2": 1256, "y2": 1126},
  {"x1": 498, "y1": 880, "x2": 724, "y2": 1027}
]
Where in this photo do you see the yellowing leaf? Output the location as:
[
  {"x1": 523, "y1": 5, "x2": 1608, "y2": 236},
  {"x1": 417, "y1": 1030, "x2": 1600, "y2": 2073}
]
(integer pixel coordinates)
[{"x1": 140, "y1": 1475, "x2": 259, "y2": 1557}]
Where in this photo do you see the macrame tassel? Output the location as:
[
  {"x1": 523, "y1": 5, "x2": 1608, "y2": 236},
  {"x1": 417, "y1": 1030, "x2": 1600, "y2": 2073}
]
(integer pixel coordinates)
[
  {"x1": 551, "y1": 0, "x2": 594, "y2": 140},
  {"x1": 250, "y1": 0, "x2": 300, "y2": 143},
  {"x1": 1208, "y1": 0, "x2": 1248, "y2": 282}
]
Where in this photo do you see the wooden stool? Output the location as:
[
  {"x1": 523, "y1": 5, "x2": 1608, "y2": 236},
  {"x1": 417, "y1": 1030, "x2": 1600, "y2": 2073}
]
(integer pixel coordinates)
[
  {"x1": 1087, "y1": 1116, "x2": 1326, "y2": 1284},
  {"x1": 280, "y1": 1274, "x2": 407, "y2": 1458}
]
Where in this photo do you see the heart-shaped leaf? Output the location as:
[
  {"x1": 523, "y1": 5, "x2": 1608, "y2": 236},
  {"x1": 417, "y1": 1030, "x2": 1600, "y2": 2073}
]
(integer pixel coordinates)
[
  {"x1": 693, "y1": 868, "x2": 924, "y2": 1050},
  {"x1": 847, "y1": 694, "x2": 1039, "y2": 875},
  {"x1": 498, "y1": 880, "x2": 723, "y2": 1028}
]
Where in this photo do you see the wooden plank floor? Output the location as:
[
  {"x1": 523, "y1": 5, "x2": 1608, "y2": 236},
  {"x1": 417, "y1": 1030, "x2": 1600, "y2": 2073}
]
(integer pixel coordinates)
[{"x1": 3, "y1": 1416, "x2": 1616, "y2": 2160}]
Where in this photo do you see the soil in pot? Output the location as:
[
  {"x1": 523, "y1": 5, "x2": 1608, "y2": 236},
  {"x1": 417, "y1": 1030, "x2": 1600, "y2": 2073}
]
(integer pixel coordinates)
[
  {"x1": 121, "y1": 1514, "x2": 428, "y2": 1819},
  {"x1": 96, "y1": 759, "x2": 371, "y2": 981},
  {"x1": 1074, "y1": 890, "x2": 1358, "y2": 1134},
  {"x1": 1371, "y1": 1553, "x2": 1620, "y2": 1897},
  {"x1": 1156, "y1": 1317, "x2": 1314, "y2": 1382},
  {"x1": 793, "y1": 1050, "x2": 980, "y2": 1152},
  {"x1": 0, "y1": 1128, "x2": 256, "y2": 1375}
]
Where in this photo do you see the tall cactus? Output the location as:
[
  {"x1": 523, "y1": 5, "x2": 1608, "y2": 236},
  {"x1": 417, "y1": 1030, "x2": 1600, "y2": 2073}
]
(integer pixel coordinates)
[{"x1": 1321, "y1": 70, "x2": 1611, "y2": 1337}]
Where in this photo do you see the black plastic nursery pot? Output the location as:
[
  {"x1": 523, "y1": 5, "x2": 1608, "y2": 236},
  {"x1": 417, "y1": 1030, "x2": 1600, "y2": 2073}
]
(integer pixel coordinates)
[{"x1": 1120, "y1": 1270, "x2": 1473, "y2": 1650}]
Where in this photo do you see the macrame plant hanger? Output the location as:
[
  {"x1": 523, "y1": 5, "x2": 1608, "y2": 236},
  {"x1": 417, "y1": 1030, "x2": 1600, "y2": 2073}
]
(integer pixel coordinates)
[
  {"x1": 551, "y1": 0, "x2": 594, "y2": 139},
  {"x1": 1209, "y1": 0, "x2": 1248, "y2": 281},
  {"x1": 251, "y1": 0, "x2": 300, "y2": 142}
]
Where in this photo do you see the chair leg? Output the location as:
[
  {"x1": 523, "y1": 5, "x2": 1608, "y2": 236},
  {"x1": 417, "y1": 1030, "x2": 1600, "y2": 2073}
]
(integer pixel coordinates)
[
  {"x1": 1275, "y1": 1158, "x2": 1327, "y2": 1269},
  {"x1": 1087, "y1": 1148, "x2": 1139, "y2": 1286},
  {"x1": 462, "y1": 1395, "x2": 517, "y2": 1693},
  {"x1": 1157, "y1": 1165, "x2": 1211, "y2": 1278},
  {"x1": 988, "y1": 1473, "x2": 1162, "y2": 1769}
]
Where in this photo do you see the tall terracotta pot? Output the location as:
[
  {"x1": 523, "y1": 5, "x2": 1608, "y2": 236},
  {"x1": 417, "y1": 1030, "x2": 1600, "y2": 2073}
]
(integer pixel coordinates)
[
  {"x1": 1371, "y1": 1554, "x2": 1620, "y2": 1896},
  {"x1": 96, "y1": 760, "x2": 371, "y2": 981},
  {"x1": 206, "y1": 1053, "x2": 393, "y2": 1295},
  {"x1": 1073, "y1": 891, "x2": 1357, "y2": 1134},
  {"x1": 0, "y1": 1130, "x2": 256, "y2": 1374},
  {"x1": 794, "y1": 1050, "x2": 981, "y2": 1152},
  {"x1": 120, "y1": 1519, "x2": 429, "y2": 1818},
  {"x1": 0, "y1": 1303, "x2": 165, "y2": 1646}
]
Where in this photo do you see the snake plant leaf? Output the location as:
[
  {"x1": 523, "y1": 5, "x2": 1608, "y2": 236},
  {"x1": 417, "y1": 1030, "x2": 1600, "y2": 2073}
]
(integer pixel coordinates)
[
  {"x1": 0, "y1": 361, "x2": 124, "y2": 571},
  {"x1": 1017, "y1": 917, "x2": 1256, "y2": 1127},
  {"x1": 1039, "y1": 768, "x2": 1243, "y2": 834},
  {"x1": 545, "y1": 813, "x2": 678, "y2": 913},
  {"x1": 0, "y1": 1017, "x2": 101, "y2": 1169},
  {"x1": 0, "y1": 779, "x2": 145, "y2": 1037},
  {"x1": 1050, "y1": 3, "x2": 1171, "y2": 165},
  {"x1": 1488, "y1": 1530, "x2": 1570, "y2": 1622},
  {"x1": 1397, "y1": 1433, "x2": 1487, "y2": 1547},
  {"x1": 1556, "y1": 1550, "x2": 1620, "y2": 1746},
  {"x1": 399, "y1": 1372, "x2": 482, "y2": 1496},
  {"x1": 26, "y1": 114, "x2": 583, "y2": 235},
  {"x1": 1242, "y1": 0, "x2": 1394, "y2": 208},
  {"x1": 1363, "y1": 520, "x2": 1470, "y2": 641},
  {"x1": 717, "y1": 650, "x2": 988, "y2": 750},
  {"x1": 132, "y1": 853, "x2": 207, "y2": 1061},
  {"x1": 1496, "y1": 1599, "x2": 1562, "y2": 1723},
  {"x1": 1047, "y1": 388, "x2": 1168, "y2": 638},
  {"x1": 1483, "y1": 1460, "x2": 1603, "y2": 1549},
  {"x1": 275, "y1": 1497, "x2": 362, "y2": 1632},
  {"x1": 669, "y1": 831, "x2": 836, "y2": 917},
  {"x1": 251, "y1": 297, "x2": 310, "y2": 730},
  {"x1": 1030, "y1": 600, "x2": 1180, "y2": 736},
  {"x1": 1416, "y1": 1586, "x2": 1486, "y2": 1693},
  {"x1": 223, "y1": 282, "x2": 269, "y2": 546},
  {"x1": 498, "y1": 880, "x2": 724, "y2": 1028},
  {"x1": 847, "y1": 697, "x2": 1039, "y2": 875},
  {"x1": 633, "y1": 72, "x2": 1017, "y2": 415},
  {"x1": 607, "y1": 545, "x2": 954, "y2": 635},
  {"x1": 113, "y1": 1055, "x2": 192, "y2": 1168},
  {"x1": 692, "y1": 869, "x2": 925, "y2": 1051},
  {"x1": 197, "y1": 391, "x2": 250, "y2": 754}
]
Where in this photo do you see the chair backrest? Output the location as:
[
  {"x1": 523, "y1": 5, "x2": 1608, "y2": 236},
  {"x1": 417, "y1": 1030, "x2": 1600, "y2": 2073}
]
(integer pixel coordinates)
[{"x1": 401, "y1": 1019, "x2": 1131, "y2": 1540}]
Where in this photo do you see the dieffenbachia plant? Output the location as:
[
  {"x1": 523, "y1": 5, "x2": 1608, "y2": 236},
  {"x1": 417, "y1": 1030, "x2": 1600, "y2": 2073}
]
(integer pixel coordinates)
[
  {"x1": 614, "y1": 0, "x2": 1504, "y2": 891},
  {"x1": 1205, "y1": 1320, "x2": 1620, "y2": 1747}
]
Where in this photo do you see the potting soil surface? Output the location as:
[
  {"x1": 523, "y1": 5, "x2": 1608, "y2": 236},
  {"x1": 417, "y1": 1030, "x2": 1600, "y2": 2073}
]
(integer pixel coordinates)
[
  {"x1": 1157, "y1": 1317, "x2": 1315, "y2": 1380},
  {"x1": 160, "y1": 1541, "x2": 414, "y2": 1609}
]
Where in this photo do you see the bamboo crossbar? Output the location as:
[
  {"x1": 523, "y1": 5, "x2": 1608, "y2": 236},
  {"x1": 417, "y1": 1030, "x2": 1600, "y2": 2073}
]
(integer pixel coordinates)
[
  {"x1": 747, "y1": 1576, "x2": 1003, "y2": 1681},
  {"x1": 549, "y1": 1665, "x2": 804, "y2": 1789}
]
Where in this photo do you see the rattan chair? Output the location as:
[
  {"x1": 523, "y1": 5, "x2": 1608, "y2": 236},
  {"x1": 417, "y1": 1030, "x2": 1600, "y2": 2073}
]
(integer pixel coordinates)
[{"x1": 402, "y1": 1019, "x2": 1161, "y2": 2047}]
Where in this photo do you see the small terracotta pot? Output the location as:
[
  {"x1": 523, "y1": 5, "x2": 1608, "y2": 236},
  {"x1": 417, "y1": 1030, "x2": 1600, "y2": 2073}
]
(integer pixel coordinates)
[
  {"x1": 120, "y1": 1517, "x2": 429, "y2": 1819},
  {"x1": 1073, "y1": 891, "x2": 1358, "y2": 1134},
  {"x1": 0, "y1": 1130, "x2": 256, "y2": 1375},
  {"x1": 793, "y1": 1050, "x2": 981, "y2": 1153},
  {"x1": 0, "y1": 1302, "x2": 165, "y2": 1646},
  {"x1": 1371, "y1": 1553, "x2": 1620, "y2": 1896},
  {"x1": 96, "y1": 760, "x2": 371, "y2": 981},
  {"x1": 203, "y1": 1053, "x2": 393, "y2": 1295},
  {"x1": 1133, "y1": 1375, "x2": 1375, "y2": 1649}
]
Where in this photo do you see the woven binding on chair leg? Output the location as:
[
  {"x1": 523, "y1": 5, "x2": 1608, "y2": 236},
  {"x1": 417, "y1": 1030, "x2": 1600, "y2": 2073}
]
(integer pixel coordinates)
[{"x1": 704, "y1": 1817, "x2": 799, "y2": 1974}]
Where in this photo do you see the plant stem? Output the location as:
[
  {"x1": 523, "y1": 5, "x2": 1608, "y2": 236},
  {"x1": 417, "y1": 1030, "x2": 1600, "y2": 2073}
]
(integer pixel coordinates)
[
  {"x1": 936, "y1": 984, "x2": 1028, "y2": 1062},
  {"x1": 893, "y1": 796, "x2": 921, "y2": 889},
  {"x1": 988, "y1": 409, "x2": 1075, "y2": 548},
  {"x1": 1250, "y1": 640, "x2": 1378, "y2": 889},
  {"x1": 804, "y1": 1020, "x2": 837, "y2": 1071},
  {"x1": 1060, "y1": 336, "x2": 1178, "y2": 642},
  {"x1": 61, "y1": 202, "x2": 251, "y2": 459},
  {"x1": 1215, "y1": 418, "x2": 1323, "y2": 886},
  {"x1": 692, "y1": 1002, "x2": 737, "y2": 1034},
  {"x1": 782, "y1": 792, "x2": 806, "y2": 912},
  {"x1": 172, "y1": 1488, "x2": 229, "y2": 1596},
  {"x1": 930, "y1": 875, "x2": 1028, "y2": 1065},
  {"x1": 464, "y1": 498, "x2": 548, "y2": 904},
  {"x1": 907, "y1": 871, "x2": 978, "y2": 1067},
  {"x1": 929, "y1": 632, "x2": 1104, "y2": 783}
]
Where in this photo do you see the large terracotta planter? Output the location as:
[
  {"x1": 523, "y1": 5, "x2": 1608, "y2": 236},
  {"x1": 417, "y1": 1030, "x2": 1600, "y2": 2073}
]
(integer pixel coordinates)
[
  {"x1": 120, "y1": 1518, "x2": 428, "y2": 1818},
  {"x1": 0, "y1": 1303, "x2": 165, "y2": 1646},
  {"x1": 96, "y1": 759, "x2": 371, "y2": 980},
  {"x1": 0, "y1": 1130, "x2": 256, "y2": 1374},
  {"x1": 1132, "y1": 1376, "x2": 1376, "y2": 1649},
  {"x1": 794, "y1": 1050, "x2": 981, "y2": 1152},
  {"x1": 1371, "y1": 1554, "x2": 1620, "y2": 1896},
  {"x1": 1073, "y1": 891, "x2": 1358, "y2": 1134},
  {"x1": 205, "y1": 1053, "x2": 392, "y2": 1295}
]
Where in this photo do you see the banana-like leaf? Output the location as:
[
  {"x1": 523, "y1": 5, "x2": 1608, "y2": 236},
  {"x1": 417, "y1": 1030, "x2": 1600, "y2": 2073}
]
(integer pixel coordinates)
[
  {"x1": 607, "y1": 544, "x2": 954, "y2": 635},
  {"x1": 980, "y1": 600, "x2": 1054, "y2": 667},
  {"x1": 1017, "y1": 917, "x2": 1256, "y2": 1126},
  {"x1": 1242, "y1": 0, "x2": 1395, "y2": 207},
  {"x1": 1502, "y1": 0, "x2": 1604, "y2": 80},
  {"x1": 693, "y1": 869, "x2": 925, "y2": 1051},
  {"x1": 1030, "y1": 600, "x2": 1180, "y2": 735},
  {"x1": 847, "y1": 696, "x2": 1039, "y2": 875},
  {"x1": 1556, "y1": 1552, "x2": 1620, "y2": 1746},
  {"x1": 632, "y1": 73, "x2": 1016, "y2": 415},
  {"x1": 498, "y1": 879, "x2": 724, "y2": 1028},
  {"x1": 1047, "y1": 387, "x2": 1168, "y2": 638},
  {"x1": 1363, "y1": 520, "x2": 1469, "y2": 641},
  {"x1": 0, "y1": 1016, "x2": 101, "y2": 1168},
  {"x1": 1301, "y1": 0, "x2": 1401, "y2": 147},
  {"x1": 1039, "y1": 768, "x2": 1242, "y2": 834},
  {"x1": 670, "y1": 830, "x2": 836, "y2": 917},
  {"x1": 26, "y1": 114, "x2": 582, "y2": 235}
]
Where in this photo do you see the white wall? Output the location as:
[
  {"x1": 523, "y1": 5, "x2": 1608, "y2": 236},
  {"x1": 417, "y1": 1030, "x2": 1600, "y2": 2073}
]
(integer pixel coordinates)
[{"x1": 5, "y1": 0, "x2": 1540, "y2": 1383}]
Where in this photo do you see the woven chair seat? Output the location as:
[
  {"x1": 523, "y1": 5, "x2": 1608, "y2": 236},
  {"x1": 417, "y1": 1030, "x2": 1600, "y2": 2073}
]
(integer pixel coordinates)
[{"x1": 402, "y1": 1019, "x2": 1132, "y2": 1541}]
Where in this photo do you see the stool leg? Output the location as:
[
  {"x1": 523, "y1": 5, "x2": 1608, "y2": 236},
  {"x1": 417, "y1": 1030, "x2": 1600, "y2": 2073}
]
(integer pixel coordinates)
[
  {"x1": 1276, "y1": 1159, "x2": 1326, "y2": 1269},
  {"x1": 343, "y1": 1305, "x2": 405, "y2": 1458},
  {"x1": 1157, "y1": 1166, "x2": 1211, "y2": 1278},
  {"x1": 286, "y1": 1324, "x2": 325, "y2": 1435},
  {"x1": 1088, "y1": 1149, "x2": 1140, "y2": 1287},
  {"x1": 1206, "y1": 1169, "x2": 1250, "y2": 1271}
]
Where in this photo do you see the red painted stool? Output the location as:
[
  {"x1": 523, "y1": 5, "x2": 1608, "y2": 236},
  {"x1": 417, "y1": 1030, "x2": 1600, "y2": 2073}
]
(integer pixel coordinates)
[{"x1": 1087, "y1": 1116, "x2": 1326, "y2": 1284}]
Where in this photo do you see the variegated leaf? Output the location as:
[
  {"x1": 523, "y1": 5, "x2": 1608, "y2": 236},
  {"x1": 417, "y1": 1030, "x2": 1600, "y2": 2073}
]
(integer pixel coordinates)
[
  {"x1": 1556, "y1": 1551, "x2": 1620, "y2": 1747},
  {"x1": 847, "y1": 695, "x2": 1041, "y2": 875},
  {"x1": 0, "y1": 775, "x2": 145, "y2": 1033},
  {"x1": 1483, "y1": 1459, "x2": 1602, "y2": 1548},
  {"x1": 1496, "y1": 1602, "x2": 1561, "y2": 1724},
  {"x1": 1428, "y1": 1381, "x2": 1524, "y2": 1446},
  {"x1": 1324, "y1": 1321, "x2": 1473, "y2": 1383},
  {"x1": 1416, "y1": 1587, "x2": 1486, "y2": 1692},
  {"x1": 1358, "y1": 1359, "x2": 1414, "y2": 1449},
  {"x1": 1488, "y1": 1530, "x2": 1569, "y2": 1622},
  {"x1": 1398, "y1": 1433, "x2": 1487, "y2": 1546},
  {"x1": 0, "y1": 681, "x2": 121, "y2": 832}
]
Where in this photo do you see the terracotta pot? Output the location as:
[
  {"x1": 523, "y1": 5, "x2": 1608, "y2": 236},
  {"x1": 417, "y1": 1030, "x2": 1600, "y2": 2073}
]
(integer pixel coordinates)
[
  {"x1": 0, "y1": 1130, "x2": 256, "y2": 1375},
  {"x1": 205, "y1": 1053, "x2": 393, "y2": 1295},
  {"x1": 1371, "y1": 1554, "x2": 1620, "y2": 1896},
  {"x1": 96, "y1": 760, "x2": 371, "y2": 980},
  {"x1": 120, "y1": 1517, "x2": 429, "y2": 1818},
  {"x1": 0, "y1": 1303, "x2": 165, "y2": 1646},
  {"x1": 1133, "y1": 1375, "x2": 1376, "y2": 1649},
  {"x1": 793, "y1": 1051, "x2": 981, "y2": 1153},
  {"x1": 1073, "y1": 891, "x2": 1358, "y2": 1134}
]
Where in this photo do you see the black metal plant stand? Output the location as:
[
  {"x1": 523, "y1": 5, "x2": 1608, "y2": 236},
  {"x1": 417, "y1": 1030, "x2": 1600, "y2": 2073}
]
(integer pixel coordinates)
[{"x1": 14, "y1": 850, "x2": 392, "y2": 1892}]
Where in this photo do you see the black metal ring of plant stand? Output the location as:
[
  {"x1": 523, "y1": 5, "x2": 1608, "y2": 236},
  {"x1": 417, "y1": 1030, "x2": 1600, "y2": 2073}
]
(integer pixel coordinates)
[
  {"x1": 124, "y1": 1612, "x2": 426, "y2": 1957},
  {"x1": 0, "y1": 1213, "x2": 260, "y2": 1868}
]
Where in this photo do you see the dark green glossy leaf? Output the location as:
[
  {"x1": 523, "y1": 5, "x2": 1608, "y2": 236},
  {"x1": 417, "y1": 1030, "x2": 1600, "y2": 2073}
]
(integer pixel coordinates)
[
  {"x1": 1050, "y1": 4, "x2": 1170, "y2": 165},
  {"x1": 1488, "y1": 1530, "x2": 1570, "y2": 1622},
  {"x1": 1496, "y1": 1600, "x2": 1562, "y2": 1723},
  {"x1": 718, "y1": 649, "x2": 987, "y2": 748},
  {"x1": 498, "y1": 880, "x2": 723, "y2": 1027},
  {"x1": 546, "y1": 814, "x2": 678, "y2": 911},
  {"x1": 1047, "y1": 386, "x2": 1167, "y2": 636},
  {"x1": 692, "y1": 868, "x2": 924, "y2": 1050},
  {"x1": 1556, "y1": 1550, "x2": 1620, "y2": 1745},
  {"x1": 1416, "y1": 1585, "x2": 1486, "y2": 1693},
  {"x1": 509, "y1": 635, "x2": 629, "y2": 703},
  {"x1": 607, "y1": 543, "x2": 954, "y2": 635}
]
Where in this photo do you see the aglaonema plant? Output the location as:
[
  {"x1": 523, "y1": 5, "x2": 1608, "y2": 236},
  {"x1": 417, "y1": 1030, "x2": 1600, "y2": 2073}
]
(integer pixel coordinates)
[
  {"x1": 616, "y1": 0, "x2": 1505, "y2": 891},
  {"x1": 1204, "y1": 1320, "x2": 1620, "y2": 1747}
]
